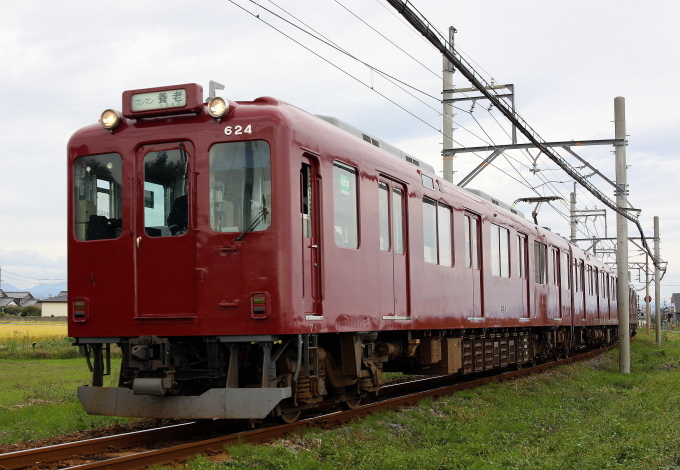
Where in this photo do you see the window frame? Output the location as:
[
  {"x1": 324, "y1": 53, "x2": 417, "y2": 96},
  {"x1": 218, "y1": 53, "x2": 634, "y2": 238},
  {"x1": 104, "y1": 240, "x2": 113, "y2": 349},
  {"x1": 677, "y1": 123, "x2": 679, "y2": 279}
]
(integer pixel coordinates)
[
  {"x1": 534, "y1": 241, "x2": 547, "y2": 284},
  {"x1": 332, "y1": 161, "x2": 360, "y2": 249},
  {"x1": 422, "y1": 197, "x2": 453, "y2": 266},
  {"x1": 490, "y1": 223, "x2": 510, "y2": 278}
]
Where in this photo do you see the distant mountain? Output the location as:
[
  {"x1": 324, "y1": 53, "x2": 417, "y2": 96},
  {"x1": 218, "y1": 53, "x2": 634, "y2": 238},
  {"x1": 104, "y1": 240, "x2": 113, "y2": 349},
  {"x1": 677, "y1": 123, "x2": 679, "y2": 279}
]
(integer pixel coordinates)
[
  {"x1": 0, "y1": 283, "x2": 21, "y2": 292},
  {"x1": 0, "y1": 282, "x2": 67, "y2": 300},
  {"x1": 30, "y1": 283, "x2": 68, "y2": 300}
]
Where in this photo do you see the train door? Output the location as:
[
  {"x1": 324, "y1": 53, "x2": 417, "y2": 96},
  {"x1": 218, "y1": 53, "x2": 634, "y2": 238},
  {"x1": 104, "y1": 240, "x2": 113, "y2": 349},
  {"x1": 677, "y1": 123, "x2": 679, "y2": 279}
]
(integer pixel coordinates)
[
  {"x1": 378, "y1": 180, "x2": 409, "y2": 318},
  {"x1": 301, "y1": 156, "x2": 322, "y2": 315},
  {"x1": 549, "y1": 246, "x2": 561, "y2": 320},
  {"x1": 575, "y1": 259, "x2": 585, "y2": 323},
  {"x1": 517, "y1": 233, "x2": 530, "y2": 318},
  {"x1": 135, "y1": 142, "x2": 196, "y2": 318},
  {"x1": 561, "y1": 251, "x2": 571, "y2": 320},
  {"x1": 464, "y1": 213, "x2": 482, "y2": 318},
  {"x1": 594, "y1": 267, "x2": 601, "y2": 322}
]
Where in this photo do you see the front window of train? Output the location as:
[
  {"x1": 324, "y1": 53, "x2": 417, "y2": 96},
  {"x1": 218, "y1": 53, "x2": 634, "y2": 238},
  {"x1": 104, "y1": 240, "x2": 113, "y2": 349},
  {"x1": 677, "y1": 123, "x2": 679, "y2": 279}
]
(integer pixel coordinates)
[
  {"x1": 209, "y1": 141, "x2": 271, "y2": 233},
  {"x1": 73, "y1": 153, "x2": 123, "y2": 241}
]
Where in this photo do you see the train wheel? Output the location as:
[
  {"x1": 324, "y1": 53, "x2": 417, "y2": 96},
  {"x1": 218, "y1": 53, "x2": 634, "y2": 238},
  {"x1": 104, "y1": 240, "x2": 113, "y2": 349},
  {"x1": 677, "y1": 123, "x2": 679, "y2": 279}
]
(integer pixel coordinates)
[
  {"x1": 341, "y1": 397, "x2": 362, "y2": 410},
  {"x1": 276, "y1": 402, "x2": 302, "y2": 424},
  {"x1": 278, "y1": 408, "x2": 302, "y2": 424}
]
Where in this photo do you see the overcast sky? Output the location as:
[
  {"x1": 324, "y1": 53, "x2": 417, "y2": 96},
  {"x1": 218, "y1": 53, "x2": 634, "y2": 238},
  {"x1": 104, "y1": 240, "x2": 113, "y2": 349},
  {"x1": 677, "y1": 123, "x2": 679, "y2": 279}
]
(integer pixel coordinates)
[{"x1": 1, "y1": 0, "x2": 678, "y2": 307}]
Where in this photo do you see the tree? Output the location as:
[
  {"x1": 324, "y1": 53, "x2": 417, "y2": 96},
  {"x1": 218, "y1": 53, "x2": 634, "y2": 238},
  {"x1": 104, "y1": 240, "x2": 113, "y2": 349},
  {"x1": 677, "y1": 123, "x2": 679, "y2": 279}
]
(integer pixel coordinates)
[{"x1": 20, "y1": 305, "x2": 42, "y2": 317}]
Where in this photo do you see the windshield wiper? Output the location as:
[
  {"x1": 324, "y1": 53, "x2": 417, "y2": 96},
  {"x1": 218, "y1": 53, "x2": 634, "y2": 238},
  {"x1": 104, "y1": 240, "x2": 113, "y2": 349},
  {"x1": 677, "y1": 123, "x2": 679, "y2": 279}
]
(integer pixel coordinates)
[{"x1": 235, "y1": 207, "x2": 269, "y2": 241}]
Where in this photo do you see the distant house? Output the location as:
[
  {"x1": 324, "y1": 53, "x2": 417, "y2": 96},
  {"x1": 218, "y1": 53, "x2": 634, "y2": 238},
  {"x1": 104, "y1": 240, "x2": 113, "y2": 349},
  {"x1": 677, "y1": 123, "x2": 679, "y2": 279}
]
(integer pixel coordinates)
[
  {"x1": 0, "y1": 298, "x2": 20, "y2": 311},
  {"x1": 672, "y1": 293, "x2": 680, "y2": 322},
  {"x1": 40, "y1": 291, "x2": 68, "y2": 317},
  {"x1": 2, "y1": 292, "x2": 35, "y2": 307}
]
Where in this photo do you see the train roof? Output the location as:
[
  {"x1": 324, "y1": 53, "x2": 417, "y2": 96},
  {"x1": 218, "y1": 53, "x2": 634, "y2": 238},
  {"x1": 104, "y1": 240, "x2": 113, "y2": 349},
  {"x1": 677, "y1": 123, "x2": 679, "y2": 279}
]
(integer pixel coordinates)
[{"x1": 315, "y1": 115, "x2": 436, "y2": 174}]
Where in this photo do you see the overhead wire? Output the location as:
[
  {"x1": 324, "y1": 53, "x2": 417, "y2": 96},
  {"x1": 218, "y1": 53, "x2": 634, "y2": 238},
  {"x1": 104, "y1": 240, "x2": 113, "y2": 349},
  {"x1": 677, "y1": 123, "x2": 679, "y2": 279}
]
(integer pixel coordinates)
[
  {"x1": 230, "y1": 0, "x2": 522, "y2": 169},
  {"x1": 232, "y1": 1, "x2": 621, "y2": 250}
]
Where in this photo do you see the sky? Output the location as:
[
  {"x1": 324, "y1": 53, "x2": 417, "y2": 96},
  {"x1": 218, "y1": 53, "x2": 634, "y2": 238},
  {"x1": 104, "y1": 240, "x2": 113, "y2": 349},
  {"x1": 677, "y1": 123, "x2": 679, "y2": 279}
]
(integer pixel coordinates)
[{"x1": 0, "y1": 0, "x2": 678, "y2": 307}]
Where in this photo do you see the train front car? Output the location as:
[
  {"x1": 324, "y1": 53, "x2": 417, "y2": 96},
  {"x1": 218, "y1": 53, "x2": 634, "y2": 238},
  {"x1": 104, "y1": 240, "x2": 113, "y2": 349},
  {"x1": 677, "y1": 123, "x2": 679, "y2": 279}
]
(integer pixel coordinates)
[{"x1": 68, "y1": 84, "x2": 302, "y2": 421}]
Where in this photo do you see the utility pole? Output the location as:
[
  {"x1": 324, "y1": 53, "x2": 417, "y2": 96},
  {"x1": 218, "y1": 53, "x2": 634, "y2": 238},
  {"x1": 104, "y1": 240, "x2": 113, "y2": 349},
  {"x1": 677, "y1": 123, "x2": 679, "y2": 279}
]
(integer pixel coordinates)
[
  {"x1": 614, "y1": 96, "x2": 630, "y2": 374},
  {"x1": 570, "y1": 185, "x2": 577, "y2": 243},
  {"x1": 654, "y1": 216, "x2": 661, "y2": 344},
  {"x1": 442, "y1": 26, "x2": 456, "y2": 183},
  {"x1": 645, "y1": 255, "x2": 651, "y2": 335}
]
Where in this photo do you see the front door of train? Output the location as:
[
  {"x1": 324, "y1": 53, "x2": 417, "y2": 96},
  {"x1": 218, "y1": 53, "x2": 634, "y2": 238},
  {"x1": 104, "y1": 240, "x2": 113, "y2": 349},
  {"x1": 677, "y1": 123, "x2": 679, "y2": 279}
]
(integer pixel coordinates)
[
  {"x1": 378, "y1": 180, "x2": 409, "y2": 318},
  {"x1": 135, "y1": 142, "x2": 196, "y2": 318}
]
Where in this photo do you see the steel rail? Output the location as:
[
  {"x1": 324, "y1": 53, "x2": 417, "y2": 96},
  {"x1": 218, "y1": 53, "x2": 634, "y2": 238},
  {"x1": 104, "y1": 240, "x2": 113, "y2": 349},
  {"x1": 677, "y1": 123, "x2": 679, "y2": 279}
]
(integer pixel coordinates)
[
  {"x1": 17, "y1": 346, "x2": 614, "y2": 470},
  {"x1": 0, "y1": 420, "x2": 245, "y2": 470}
]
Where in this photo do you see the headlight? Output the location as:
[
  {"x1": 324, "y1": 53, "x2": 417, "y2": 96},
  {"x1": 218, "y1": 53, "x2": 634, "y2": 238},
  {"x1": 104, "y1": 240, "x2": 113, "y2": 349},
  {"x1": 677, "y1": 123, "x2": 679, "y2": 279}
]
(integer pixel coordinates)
[
  {"x1": 100, "y1": 109, "x2": 122, "y2": 131},
  {"x1": 208, "y1": 97, "x2": 229, "y2": 119}
]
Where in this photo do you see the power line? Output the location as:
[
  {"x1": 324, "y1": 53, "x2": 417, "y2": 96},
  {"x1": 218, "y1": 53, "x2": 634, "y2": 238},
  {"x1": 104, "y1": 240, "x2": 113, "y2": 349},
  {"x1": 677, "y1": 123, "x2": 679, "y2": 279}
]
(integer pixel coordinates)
[{"x1": 2, "y1": 270, "x2": 66, "y2": 282}]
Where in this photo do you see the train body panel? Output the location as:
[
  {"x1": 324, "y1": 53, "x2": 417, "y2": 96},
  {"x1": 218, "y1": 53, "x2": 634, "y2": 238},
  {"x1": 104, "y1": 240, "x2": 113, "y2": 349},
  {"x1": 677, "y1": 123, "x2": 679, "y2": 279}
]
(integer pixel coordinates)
[{"x1": 68, "y1": 85, "x2": 633, "y2": 420}]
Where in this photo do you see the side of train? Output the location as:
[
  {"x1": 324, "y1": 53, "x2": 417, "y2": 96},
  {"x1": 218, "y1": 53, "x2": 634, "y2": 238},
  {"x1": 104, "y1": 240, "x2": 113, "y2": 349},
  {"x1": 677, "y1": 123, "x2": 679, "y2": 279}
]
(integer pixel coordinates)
[{"x1": 68, "y1": 83, "x2": 636, "y2": 422}]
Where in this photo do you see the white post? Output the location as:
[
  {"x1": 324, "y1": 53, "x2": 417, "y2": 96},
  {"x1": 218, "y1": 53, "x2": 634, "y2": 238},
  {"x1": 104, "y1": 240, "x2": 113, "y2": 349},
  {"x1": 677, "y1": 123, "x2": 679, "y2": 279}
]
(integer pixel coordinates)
[
  {"x1": 442, "y1": 27, "x2": 455, "y2": 183},
  {"x1": 645, "y1": 254, "x2": 651, "y2": 335},
  {"x1": 614, "y1": 97, "x2": 630, "y2": 373},
  {"x1": 654, "y1": 216, "x2": 661, "y2": 344},
  {"x1": 570, "y1": 186, "x2": 577, "y2": 243}
]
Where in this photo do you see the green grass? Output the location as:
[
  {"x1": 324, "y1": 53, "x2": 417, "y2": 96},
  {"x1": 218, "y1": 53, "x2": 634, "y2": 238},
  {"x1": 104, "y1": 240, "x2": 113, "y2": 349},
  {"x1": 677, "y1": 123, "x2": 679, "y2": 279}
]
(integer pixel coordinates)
[
  {"x1": 179, "y1": 331, "x2": 680, "y2": 470},
  {"x1": 0, "y1": 335, "x2": 80, "y2": 359},
  {"x1": 0, "y1": 358, "x2": 136, "y2": 445}
]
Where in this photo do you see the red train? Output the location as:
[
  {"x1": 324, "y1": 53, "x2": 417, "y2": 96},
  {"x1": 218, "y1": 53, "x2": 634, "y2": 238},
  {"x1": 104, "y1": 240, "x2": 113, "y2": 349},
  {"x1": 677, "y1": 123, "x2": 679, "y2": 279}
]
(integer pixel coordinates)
[{"x1": 68, "y1": 83, "x2": 636, "y2": 422}]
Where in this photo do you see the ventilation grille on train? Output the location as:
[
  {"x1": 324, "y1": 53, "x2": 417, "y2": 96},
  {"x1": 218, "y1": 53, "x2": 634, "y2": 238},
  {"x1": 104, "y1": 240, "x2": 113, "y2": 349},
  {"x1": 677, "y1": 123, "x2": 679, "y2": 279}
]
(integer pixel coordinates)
[
  {"x1": 362, "y1": 134, "x2": 380, "y2": 147},
  {"x1": 316, "y1": 114, "x2": 435, "y2": 174}
]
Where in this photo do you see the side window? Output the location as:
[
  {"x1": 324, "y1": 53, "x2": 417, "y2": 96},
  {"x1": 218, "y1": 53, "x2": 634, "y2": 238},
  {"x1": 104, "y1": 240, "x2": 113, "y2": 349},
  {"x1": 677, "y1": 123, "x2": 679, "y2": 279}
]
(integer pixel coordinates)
[
  {"x1": 438, "y1": 204, "x2": 452, "y2": 267},
  {"x1": 551, "y1": 248, "x2": 560, "y2": 286},
  {"x1": 534, "y1": 241, "x2": 547, "y2": 284},
  {"x1": 490, "y1": 224, "x2": 510, "y2": 277},
  {"x1": 333, "y1": 162, "x2": 359, "y2": 249},
  {"x1": 378, "y1": 183, "x2": 390, "y2": 251},
  {"x1": 74, "y1": 153, "x2": 123, "y2": 241},
  {"x1": 422, "y1": 198, "x2": 438, "y2": 264},
  {"x1": 464, "y1": 214, "x2": 480, "y2": 269},
  {"x1": 301, "y1": 163, "x2": 312, "y2": 238},
  {"x1": 393, "y1": 188, "x2": 405, "y2": 255},
  {"x1": 563, "y1": 252, "x2": 570, "y2": 290},
  {"x1": 573, "y1": 259, "x2": 580, "y2": 292},
  {"x1": 517, "y1": 234, "x2": 528, "y2": 279},
  {"x1": 422, "y1": 198, "x2": 452, "y2": 266}
]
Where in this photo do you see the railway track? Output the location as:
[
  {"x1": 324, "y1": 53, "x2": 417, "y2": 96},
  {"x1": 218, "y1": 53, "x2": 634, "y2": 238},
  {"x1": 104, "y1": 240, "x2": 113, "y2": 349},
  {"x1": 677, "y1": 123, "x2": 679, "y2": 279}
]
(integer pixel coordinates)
[{"x1": 0, "y1": 346, "x2": 614, "y2": 470}]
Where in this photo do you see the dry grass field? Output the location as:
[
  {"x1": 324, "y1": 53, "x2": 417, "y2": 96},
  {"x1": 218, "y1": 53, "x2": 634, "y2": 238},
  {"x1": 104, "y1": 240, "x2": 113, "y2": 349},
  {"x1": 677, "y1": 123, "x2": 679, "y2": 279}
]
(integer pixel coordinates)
[{"x1": 0, "y1": 323, "x2": 68, "y2": 341}]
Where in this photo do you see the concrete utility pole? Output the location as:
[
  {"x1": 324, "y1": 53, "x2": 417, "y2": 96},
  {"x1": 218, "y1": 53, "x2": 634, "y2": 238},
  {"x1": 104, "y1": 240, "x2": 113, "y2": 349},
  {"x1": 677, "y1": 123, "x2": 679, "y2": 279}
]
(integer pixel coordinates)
[
  {"x1": 614, "y1": 97, "x2": 630, "y2": 374},
  {"x1": 654, "y1": 216, "x2": 661, "y2": 344},
  {"x1": 442, "y1": 26, "x2": 456, "y2": 183},
  {"x1": 645, "y1": 254, "x2": 651, "y2": 335},
  {"x1": 570, "y1": 185, "x2": 577, "y2": 243}
]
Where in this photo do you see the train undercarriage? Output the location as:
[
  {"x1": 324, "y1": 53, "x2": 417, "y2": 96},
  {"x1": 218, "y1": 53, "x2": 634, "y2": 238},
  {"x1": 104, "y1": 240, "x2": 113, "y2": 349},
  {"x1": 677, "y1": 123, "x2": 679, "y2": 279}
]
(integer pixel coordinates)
[{"x1": 77, "y1": 325, "x2": 625, "y2": 422}]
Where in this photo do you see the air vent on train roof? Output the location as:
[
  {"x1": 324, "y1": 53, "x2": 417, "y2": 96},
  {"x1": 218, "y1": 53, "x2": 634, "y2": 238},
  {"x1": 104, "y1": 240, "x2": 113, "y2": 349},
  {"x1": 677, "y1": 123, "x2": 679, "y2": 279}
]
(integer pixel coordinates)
[{"x1": 317, "y1": 115, "x2": 435, "y2": 173}]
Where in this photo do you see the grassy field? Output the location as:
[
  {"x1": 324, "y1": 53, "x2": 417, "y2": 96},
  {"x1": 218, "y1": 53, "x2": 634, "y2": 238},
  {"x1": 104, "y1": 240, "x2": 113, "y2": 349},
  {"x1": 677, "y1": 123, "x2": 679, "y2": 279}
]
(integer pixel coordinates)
[
  {"x1": 0, "y1": 323, "x2": 134, "y2": 445},
  {"x1": 0, "y1": 359, "x2": 134, "y2": 444},
  {"x1": 173, "y1": 331, "x2": 680, "y2": 470},
  {"x1": 2, "y1": 325, "x2": 680, "y2": 468}
]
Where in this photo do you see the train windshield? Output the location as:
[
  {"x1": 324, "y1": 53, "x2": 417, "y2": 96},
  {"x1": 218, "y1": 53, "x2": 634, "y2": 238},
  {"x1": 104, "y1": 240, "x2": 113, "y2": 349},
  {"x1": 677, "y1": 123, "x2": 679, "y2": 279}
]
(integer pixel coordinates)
[
  {"x1": 209, "y1": 141, "x2": 271, "y2": 233},
  {"x1": 73, "y1": 153, "x2": 123, "y2": 241}
]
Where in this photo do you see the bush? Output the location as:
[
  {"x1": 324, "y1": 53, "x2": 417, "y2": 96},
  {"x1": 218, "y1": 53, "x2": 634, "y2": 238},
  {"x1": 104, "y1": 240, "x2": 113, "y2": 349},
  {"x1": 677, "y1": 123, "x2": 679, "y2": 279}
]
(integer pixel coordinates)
[
  {"x1": 4, "y1": 306, "x2": 22, "y2": 316},
  {"x1": 20, "y1": 305, "x2": 42, "y2": 317}
]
